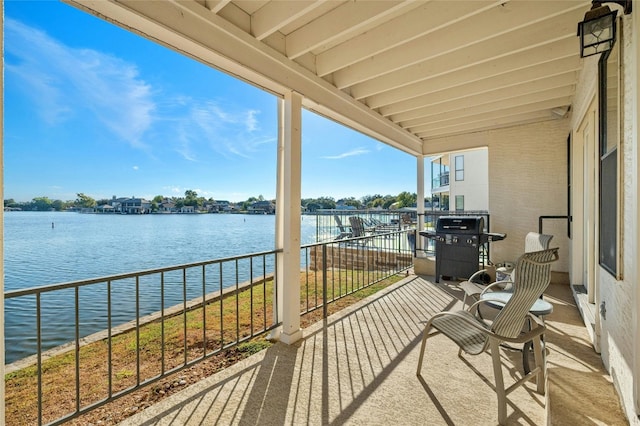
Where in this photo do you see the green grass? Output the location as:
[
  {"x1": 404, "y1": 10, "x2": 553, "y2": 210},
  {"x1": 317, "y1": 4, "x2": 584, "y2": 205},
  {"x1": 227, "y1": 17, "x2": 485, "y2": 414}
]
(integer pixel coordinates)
[{"x1": 238, "y1": 340, "x2": 273, "y2": 355}]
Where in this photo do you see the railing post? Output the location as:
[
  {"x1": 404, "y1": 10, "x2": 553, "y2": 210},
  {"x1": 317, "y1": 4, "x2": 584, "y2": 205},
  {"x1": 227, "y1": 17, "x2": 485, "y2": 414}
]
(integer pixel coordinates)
[
  {"x1": 416, "y1": 155, "x2": 424, "y2": 253},
  {"x1": 36, "y1": 294, "x2": 42, "y2": 426},
  {"x1": 322, "y1": 244, "x2": 328, "y2": 318}
]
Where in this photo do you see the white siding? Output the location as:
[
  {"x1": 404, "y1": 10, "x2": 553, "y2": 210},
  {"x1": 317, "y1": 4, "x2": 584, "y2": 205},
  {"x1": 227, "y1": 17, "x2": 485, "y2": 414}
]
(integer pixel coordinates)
[{"x1": 448, "y1": 148, "x2": 488, "y2": 212}]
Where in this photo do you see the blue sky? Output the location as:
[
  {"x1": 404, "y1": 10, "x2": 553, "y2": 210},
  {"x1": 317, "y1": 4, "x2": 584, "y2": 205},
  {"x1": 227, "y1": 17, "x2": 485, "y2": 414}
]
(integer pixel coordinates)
[{"x1": 4, "y1": 1, "x2": 421, "y2": 203}]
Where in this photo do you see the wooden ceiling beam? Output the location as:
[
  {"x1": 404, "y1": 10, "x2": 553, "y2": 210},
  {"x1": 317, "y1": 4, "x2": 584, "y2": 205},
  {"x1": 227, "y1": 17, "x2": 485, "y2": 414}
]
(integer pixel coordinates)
[
  {"x1": 315, "y1": 0, "x2": 497, "y2": 77},
  {"x1": 389, "y1": 72, "x2": 577, "y2": 123},
  {"x1": 333, "y1": 6, "x2": 586, "y2": 90}
]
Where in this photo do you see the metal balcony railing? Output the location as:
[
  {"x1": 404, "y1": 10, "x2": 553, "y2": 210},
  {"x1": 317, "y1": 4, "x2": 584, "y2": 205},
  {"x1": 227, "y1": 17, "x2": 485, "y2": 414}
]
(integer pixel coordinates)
[
  {"x1": 432, "y1": 172, "x2": 450, "y2": 190},
  {"x1": 4, "y1": 232, "x2": 414, "y2": 425},
  {"x1": 4, "y1": 250, "x2": 280, "y2": 425},
  {"x1": 300, "y1": 229, "x2": 414, "y2": 318}
]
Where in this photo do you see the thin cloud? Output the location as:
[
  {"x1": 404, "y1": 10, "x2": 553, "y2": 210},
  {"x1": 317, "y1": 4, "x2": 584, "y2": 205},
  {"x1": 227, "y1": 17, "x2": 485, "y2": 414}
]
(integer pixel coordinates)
[
  {"x1": 5, "y1": 18, "x2": 155, "y2": 150},
  {"x1": 175, "y1": 100, "x2": 270, "y2": 160},
  {"x1": 245, "y1": 110, "x2": 259, "y2": 132},
  {"x1": 321, "y1": 148, "x2": 370, "y2": 160},
  {"x1": 5, "y1": 17, "x2": 274, "y2": 164},
  {"x1": 245, "y1": 135, "x2": 276, "y2": 150},
  {"x1": 174, "y1": 124, "x2": 198, "y2": 162},
  {"x1": 163, "y1": 186, "x2": 183, "y2": 195}
]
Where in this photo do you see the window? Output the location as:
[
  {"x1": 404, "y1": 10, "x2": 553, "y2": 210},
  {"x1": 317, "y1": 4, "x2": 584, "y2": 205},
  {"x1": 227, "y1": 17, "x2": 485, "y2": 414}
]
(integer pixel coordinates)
[
  {"x1": 598, "y1": 20, "x2": 621, "y2": 279},
  {"x1": 440, "y1": 194, "x2": 449, "y2": 211},
  {"x1": 455, "y1": 195, "x2": 464, "y2": 211},
  {"x1": 431, "y1": 157, "x2": 450, "y2": 188},
  {"x1": 455, "y1": 155, "x2": 464, "y2": 181}
]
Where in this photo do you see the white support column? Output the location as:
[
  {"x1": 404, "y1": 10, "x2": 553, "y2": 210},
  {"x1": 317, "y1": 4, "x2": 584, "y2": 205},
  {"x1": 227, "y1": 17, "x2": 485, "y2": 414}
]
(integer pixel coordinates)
[
  {"x1": 416, "y1": 156, "x2": 425, "y2": 253},
  {"x1": 0, "y1": 10, "x2": 5, "y2": 424},
  {"x1": 277, "y1": 91, "x2": 303, "y2": 345},
  {"x1": 271, "y1": 97, "x2": 285, "y2": 340}
]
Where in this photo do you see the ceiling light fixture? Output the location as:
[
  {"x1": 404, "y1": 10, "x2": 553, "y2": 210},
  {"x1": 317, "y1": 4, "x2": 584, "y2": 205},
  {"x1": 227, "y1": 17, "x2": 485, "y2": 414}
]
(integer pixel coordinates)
[{"x1": 577, "y1": 0, "x2": 632, "y2": 58}]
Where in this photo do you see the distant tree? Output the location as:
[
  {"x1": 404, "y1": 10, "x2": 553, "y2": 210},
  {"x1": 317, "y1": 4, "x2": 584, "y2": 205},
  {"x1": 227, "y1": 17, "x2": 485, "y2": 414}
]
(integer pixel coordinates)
[
  {"x1": 361, "y1": 194, "x2": 382, "y2": 207},
  {"x1": 51, "y1": 199, "x2": 66, "y2": 211},
  {"x1": 32, "y1": 196, "x2": 53, "y2": 211},
  {"x1": 382, "y1": 197, "x2": 397, "y2": 209},
  {"x1": 4, "y1": 198, "x2": 16, "y2": 207},
  {"x1": 153, "y1": 195, "x2": 164, "y2": 204},
  {"x1": 315, "y1": 196, "x2": 336, "y2": 209},
  {"x1": 185, "y1": 198, "x2": 199, "y2": 207},
  {"x1": 305, "y1": 202, "x2": 321, "y2": 212},
  {"x1": 238, "y1": 197, "x2": 255, "y2": 211},
  {"x1": 395, "y1": 191, "x2": 417, "y2": 208},
  {"x1": 76, "y1": 193, "x2": 96, "y2": 208},
  {"x1": 368, "y1": 196, "x2": 387, "y2": 208},
  {"x1": 341, "y1": 197, "x2": 361, "y2": 209},
  {"x1": 184, "y1": 190, "x2": 200, "y2": 207}
]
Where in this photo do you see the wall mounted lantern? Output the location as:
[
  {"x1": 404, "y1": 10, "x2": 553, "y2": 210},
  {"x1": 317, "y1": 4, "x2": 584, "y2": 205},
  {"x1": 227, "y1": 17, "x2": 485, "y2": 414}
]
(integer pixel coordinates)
[{"x1": 577, "y1": 0, "x2": 632, "y2": 58}]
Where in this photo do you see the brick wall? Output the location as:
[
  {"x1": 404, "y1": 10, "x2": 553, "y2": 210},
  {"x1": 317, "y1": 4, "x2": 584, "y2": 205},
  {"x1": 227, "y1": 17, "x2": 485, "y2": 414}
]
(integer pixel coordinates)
[{"x1": 595, "y1": 15, "x2": 640, "y2": 425}]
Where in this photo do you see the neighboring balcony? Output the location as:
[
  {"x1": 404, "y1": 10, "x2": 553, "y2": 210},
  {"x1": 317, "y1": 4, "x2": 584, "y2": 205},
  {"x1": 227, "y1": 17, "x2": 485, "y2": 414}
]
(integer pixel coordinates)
[{"x1": 432, "y1": 172, "x2": 450, "y2": 192}]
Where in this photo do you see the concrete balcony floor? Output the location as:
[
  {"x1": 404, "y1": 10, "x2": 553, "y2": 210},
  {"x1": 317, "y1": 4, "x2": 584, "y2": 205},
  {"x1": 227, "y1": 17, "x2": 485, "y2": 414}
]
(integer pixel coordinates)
[{"x1": 119, "y1": 275, "x2": 627, "y2": 425}]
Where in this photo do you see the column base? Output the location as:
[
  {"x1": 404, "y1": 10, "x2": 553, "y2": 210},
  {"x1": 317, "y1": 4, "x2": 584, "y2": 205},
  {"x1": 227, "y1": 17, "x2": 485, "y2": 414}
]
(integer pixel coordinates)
[{"x1": 278, "y1": 328, "x2": 303, "y2": 345}]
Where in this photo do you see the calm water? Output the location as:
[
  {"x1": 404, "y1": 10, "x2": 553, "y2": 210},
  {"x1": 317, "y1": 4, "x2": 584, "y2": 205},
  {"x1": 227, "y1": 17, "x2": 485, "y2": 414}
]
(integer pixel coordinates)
[{"x1": 4, "y1": 212, "x2": 321, "y2": 364}]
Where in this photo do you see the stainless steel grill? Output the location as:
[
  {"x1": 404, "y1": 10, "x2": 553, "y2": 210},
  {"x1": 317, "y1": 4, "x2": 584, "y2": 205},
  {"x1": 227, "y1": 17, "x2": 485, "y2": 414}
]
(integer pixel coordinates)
[{"x1": 421, "y1": 216, "x2": 505, "y2": 283}]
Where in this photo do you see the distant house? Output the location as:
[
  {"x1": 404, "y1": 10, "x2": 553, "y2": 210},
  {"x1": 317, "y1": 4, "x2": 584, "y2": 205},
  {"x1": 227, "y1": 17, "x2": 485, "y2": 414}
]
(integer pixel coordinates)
[
  {"x1": 96, "y1": 204, "x2": 115, "y2": 213},
  {"x1": 248, "y1": 200, "x2": 275, "y2": 214},
  {"x1": 180, "y1": 205, "x2": 195, "y2": 214},
  {"x1": 159, "y1": 201, "x2": 176, "y2": 213},
  {"x1": 109, "y1": 196, "x2": 128, "y2": 213},
  {"x1": 203, "y1": 200, "x2": 219, "y2": 213},
  {"x1": 336, "y1": 200, "x2": 356, "y2": 210},
  {"x1": 216, "y1": 200, "x2": 234, "y2": 212},
  {"x1": 120, "y1": 197, "x2": 151, "y2": 214}
]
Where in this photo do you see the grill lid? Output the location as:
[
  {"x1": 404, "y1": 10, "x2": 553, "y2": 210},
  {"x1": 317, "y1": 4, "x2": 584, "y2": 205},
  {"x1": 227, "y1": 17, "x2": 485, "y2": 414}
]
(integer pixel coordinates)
[{"x1": 435, "y1": 216, "x2": 485, "y2": 234}]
